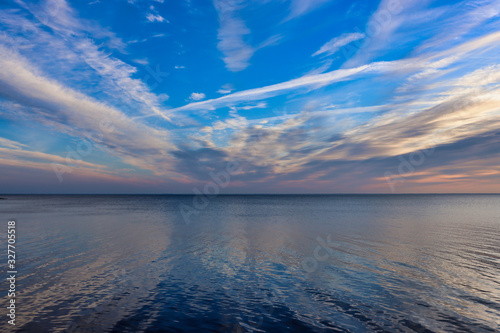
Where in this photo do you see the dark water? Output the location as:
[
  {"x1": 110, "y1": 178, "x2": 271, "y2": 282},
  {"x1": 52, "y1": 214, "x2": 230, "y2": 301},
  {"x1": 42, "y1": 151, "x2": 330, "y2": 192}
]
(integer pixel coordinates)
[{"x1": 1, "y1": 195, "x2": 499, "y2": 332}]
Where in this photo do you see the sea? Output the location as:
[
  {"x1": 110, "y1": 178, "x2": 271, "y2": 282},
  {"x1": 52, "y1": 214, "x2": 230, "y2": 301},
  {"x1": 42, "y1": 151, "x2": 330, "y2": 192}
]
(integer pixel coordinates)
[{"x1": 0, "y1": 194, "x2": 499, "y2": 332}]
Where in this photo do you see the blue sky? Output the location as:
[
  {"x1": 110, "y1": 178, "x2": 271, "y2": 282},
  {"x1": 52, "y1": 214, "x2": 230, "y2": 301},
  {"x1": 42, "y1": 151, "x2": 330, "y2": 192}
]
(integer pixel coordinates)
[{"x1": 0, "y1": 0, "x2": 500, "y2": 193}]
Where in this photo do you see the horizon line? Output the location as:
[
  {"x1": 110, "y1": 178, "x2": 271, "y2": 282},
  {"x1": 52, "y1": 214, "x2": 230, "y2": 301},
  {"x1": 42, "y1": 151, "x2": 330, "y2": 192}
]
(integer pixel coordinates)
[{"x1": 1, "y1": 193, "x2": 499, "y2": 196}]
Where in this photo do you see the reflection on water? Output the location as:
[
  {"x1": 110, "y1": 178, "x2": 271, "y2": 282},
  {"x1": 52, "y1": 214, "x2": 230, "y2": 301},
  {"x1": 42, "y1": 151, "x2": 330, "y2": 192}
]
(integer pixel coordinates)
[{"x1": 1, "y1": 195, "x2": 499, "y2": 332}]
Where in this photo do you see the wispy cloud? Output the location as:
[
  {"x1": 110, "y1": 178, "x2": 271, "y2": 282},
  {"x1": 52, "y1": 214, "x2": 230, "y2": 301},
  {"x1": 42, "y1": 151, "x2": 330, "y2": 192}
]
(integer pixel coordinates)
[
  {"x1": 285, "y1": 0, "x2": 331, "y2": 21},
  {"x1": 342, "y1": 0, "x2": 419, "y2": 67},
  {"x1": 257, "y1": 34, "x2": 282, "y2": 49},
  {"x1": 165, "y1": 29, "x2": 500, "y2": 117},
  {"x1": 134, "y1": 58, "x2": 149, "y2": 65},
  {"x1": 313, "y1": 32, "x2": 365, "y2": 57},
  {"x1": 213, "y1": 0, "x2": 254, "y2": 72},
  {"x1": 0, "y1": 147, "x2": 107, "y2": 170},
  {"x1": 0, "y1": 46, "x2": 179, "y2": 177},
  {"x1": 217, "y1": 89, "x2": 232, "y2": 94},
  {"x1": 165, "y1": 61, "x2": 408, "y2": 113},
  {"x1": 0, "y1": 154, "x2": 174, "y2": 194},
  {"x1": 414, "y1": 0, "x2": 500, "y2": 54},
  {"x1": 232, "y1": 102, "x2": 267, "y2": 111},
  {"x1": 17, "y1": 0, "x2": 126, "y2": 51},
  {"x1": 341, "y1": 0, "x2": 497, "y2": 68},
  {"x1": 0, "y1": 138, "x2": 27, "y2": 150},
  {"x1": 9, "y1": 0, "x2": 172, "y2": 122},
  {"x1": 213, "y1": 1, "x2": 283, "y2": 72}
]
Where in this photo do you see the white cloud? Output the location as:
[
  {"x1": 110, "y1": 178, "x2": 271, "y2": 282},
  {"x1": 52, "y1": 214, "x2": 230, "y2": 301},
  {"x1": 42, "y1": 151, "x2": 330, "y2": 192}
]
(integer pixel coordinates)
[
  {"x1": 285, "y1": 0, "x2": 330, "y2": 21},
  {"x1": 24, "y1": 0, "x2": 126, "y2": 51},
  {"x1": 162, "y1": 29, "x2": 500, "y2": 118},
  {"x1": 210, "y1": 63, "x2": 500, "y2": 180},
  {"x1": 313, "y1": 32, "x2": 365, "y2": 57},
  {"x1": 210, "y1": 111, "x2": 249, "y2": 132},
  {"x1": 213, "y1": 2, "x2": 282, "y2": 72},
  {"x1": 167, "y1": 61, "x2": 399, "y2": 113},
  {"x1": 213, "y1": 0, "x2": 254, "y2": 72},
  {"x1": 6, "y1": 0, "x2": 171, "y2": 121},
  {"x1": 217, "y1": 83, "x2": 234, "y2": 94},
  {"x1": 257, "y1": 34, "x2": 282, "y2": 49},
  {"x1": 0, "y1": 46, "x2": 181, "y2": 177},
  {"x1": 146, "y1": 13, "x2": 167, "y2": 23},
  {"x1": 174, "y1": 65, "x2": 185, "y2": 69},
  {"x1": 133, "y1": 58, "x2": 149, "y2": 65},
  {"x1": 303, "y1": 59, "x2": 334, "y2": 76},
  {"x1": 75, "y1": 39, "x2": 171, "y2": 120},
  {"x1": 0, "y1": 138, "x2": 27, "y2": 150},
  {"x1": 453, "y1": 65, "x2": 500, "y2": 87},
  {"x1": 0, "y1": 147, "x2": 106, "y2": 169},
  {"x1": 232, "y1": 102, "x2": 268, "y2": 110},
  {"x1": 415, "y1": 0, "x2": 500, "y2": 54},
  {"x1": 342, "y1": 0, "x2": 450, "y2": 68},
  {"x1": 189, "y1": 92, "x2": 206, "y2": 101}
]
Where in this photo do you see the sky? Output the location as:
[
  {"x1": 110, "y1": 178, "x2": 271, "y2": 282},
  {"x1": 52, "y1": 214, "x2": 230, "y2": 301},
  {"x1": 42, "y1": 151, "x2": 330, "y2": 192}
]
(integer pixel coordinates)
[{"x1": 0, "y1": 0, "x2": 499, "y2": 194}]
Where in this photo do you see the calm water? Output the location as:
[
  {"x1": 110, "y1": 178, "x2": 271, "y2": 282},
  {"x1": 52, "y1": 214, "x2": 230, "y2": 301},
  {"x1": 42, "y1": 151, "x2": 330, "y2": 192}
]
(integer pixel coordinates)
[{"x1": 1, "y1": 195, "x2": 499, "y2": 332}]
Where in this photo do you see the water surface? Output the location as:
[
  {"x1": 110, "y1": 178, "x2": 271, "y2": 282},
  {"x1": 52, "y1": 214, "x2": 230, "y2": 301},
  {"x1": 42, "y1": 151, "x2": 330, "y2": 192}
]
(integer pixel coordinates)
[{"x1": 1, "y1": 194, "x2": 499, "y2": 332}]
